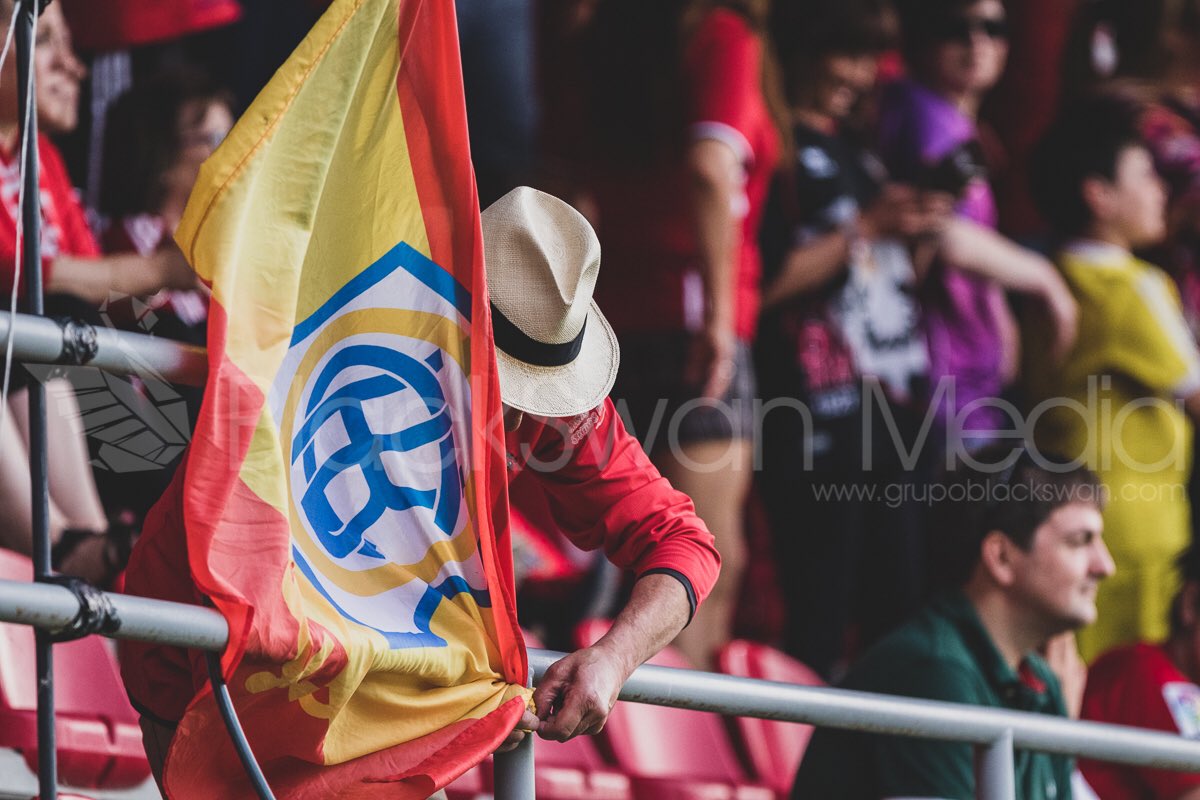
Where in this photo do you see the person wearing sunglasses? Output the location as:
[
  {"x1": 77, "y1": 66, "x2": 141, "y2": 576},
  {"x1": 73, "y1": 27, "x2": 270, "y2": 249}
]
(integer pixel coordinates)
[
  {"x1": 876, "y1": 0, "x2": 1078, "y2": 457},
  {"x1": 759, "y1": 0, "x2": 1078, "y2": 680}
]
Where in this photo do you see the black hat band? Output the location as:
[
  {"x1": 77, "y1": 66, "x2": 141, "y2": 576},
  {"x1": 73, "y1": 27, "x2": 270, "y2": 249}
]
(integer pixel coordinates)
[{"x1": 491, "y1": 303, "x2": 587, "y2": 367}]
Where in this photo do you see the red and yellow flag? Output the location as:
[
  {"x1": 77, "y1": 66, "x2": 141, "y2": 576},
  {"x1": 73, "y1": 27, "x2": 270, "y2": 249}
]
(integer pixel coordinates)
[{"x1": 127, "y1": 0, "x2": 528, "y2": 795}]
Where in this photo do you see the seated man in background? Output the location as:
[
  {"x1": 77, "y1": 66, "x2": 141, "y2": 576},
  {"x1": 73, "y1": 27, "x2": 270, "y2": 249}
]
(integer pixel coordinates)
[
  {"x1": 1081, "y1": 544, "x2": 1200, "y2": 799},
  {"x1": 793, "y1": 444, "x2": 1114, "y2": 800}
]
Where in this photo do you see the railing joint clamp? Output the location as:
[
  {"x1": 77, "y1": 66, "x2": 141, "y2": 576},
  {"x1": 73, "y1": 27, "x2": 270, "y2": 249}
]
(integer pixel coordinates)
[
  {"x1": 57, "y1": 317, "x2": 98, "y2": 366},
  {"x1": 39, "y1": 575, "x2": 121, "y2": 641}
]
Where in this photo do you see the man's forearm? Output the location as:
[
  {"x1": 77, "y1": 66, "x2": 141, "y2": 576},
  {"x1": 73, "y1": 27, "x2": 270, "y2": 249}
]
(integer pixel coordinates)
[{"x1": 590, "y1": 573, "x2": 691, "y2": 679}]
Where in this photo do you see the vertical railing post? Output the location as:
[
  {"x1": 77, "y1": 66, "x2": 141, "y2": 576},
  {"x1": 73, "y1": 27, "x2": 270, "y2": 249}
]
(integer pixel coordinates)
[
  {"x1": 493, "y1": 669, "x2": 535, "y2": 800},
  {"x1": 975, "y1": 729, "x2": 1015, "y2": 800},
  {"x1": 493, "y1": 725, "x2": 536, "y2": 800},
  {"x1": 16, "y1": 2, "x2": 53, "y2": 798}
]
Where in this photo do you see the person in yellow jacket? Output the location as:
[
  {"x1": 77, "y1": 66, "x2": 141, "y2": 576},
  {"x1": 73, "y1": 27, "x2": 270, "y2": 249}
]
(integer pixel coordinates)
[{"x1": 1025, "y1": 97, "x2": 1200, "y2": 660}]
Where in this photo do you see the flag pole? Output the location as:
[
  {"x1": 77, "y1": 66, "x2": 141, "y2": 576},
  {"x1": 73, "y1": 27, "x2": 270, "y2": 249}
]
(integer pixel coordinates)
[{"x1": 16, "y1": 0, "x2": 54, "y2": 798}]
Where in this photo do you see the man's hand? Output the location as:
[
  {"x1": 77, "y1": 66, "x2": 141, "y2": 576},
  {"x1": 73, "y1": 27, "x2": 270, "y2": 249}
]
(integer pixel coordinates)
[
  {"x1": 531, "y1": 642, "x2": 630, "y2": 741},
  {"x1": 1042, "y1": 632, "x2": 1086, "y2": 719},
  {"x1": 495, "y1": 709, "x2": 541, "y2": 753},
  {"x1": 497, "y1": 574, "x2": 692, "y2": 750}
]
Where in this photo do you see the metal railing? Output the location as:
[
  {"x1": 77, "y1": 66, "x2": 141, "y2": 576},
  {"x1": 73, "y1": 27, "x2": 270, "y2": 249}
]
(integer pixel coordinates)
[{"x1": 6, "y1": 575, "x2": 1200, "y2": 799}]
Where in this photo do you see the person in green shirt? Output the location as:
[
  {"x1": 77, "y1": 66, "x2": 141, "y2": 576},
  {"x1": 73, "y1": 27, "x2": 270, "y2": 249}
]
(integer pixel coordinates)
[{"x1": 792, "y1": 443, "x2": 1114, "y2": 799}]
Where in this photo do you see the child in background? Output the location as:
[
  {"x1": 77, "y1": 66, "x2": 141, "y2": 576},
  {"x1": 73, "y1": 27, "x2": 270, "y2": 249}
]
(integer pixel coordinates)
[
  {"x1": 1026, "y1": 96, "x2": 1200, "y2": 660},
  {"x1": 99, "y1": 67, "x2": 233, "y2": 345},
  {"x1": 758, "y1": 0, "x2": 935, "y2": 679},
  {"x1": 86, "y1": 68, "x2": 233, "y2": 526}
]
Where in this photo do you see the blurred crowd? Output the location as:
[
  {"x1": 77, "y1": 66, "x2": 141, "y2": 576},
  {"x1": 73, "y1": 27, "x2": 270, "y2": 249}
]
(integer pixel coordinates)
[
  {"x1": 507, "y1": 0, "x2": 1200, "y2": 685},
  {"x1": 4, "y1": 0, "x2": 1200, "y2": 778}
]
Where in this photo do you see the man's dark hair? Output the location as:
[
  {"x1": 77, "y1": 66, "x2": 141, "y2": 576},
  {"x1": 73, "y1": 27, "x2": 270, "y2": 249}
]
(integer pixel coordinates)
[
  {"x1": 893, "y1": 0, "x2": 1003, "y2": 69},
  {"x1": 1028, "y1": 92, "x2": 1145, "y2": 237},
  {"x1": 929, "y1": 443, "x2": 1104, "y2": 588}
]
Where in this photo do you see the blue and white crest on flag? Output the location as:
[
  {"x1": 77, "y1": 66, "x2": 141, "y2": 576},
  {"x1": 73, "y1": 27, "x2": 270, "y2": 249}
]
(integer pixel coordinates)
[{"x1": 271, "y1": 242, "x2": 490, "y2": 649}]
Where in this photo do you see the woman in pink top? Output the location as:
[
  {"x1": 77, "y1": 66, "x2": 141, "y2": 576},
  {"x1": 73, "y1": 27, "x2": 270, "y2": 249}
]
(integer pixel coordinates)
[{"x1": 571, "y1": 0, "x2": 784, "y2": 667}]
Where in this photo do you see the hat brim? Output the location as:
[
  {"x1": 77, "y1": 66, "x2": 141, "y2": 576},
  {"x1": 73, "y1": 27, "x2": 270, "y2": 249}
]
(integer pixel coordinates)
[{"x1": 495, "y1": 300, "x2": 620, "y2": 418}]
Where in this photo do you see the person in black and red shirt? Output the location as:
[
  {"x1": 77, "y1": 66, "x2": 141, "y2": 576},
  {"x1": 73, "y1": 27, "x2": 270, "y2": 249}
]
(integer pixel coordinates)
[
  {"x1": 758, "y1": 0, "x2": 937, "y2": 679},
  {"x1": 1081, "y1": 544, "x2": 1200, "y2": 799}
]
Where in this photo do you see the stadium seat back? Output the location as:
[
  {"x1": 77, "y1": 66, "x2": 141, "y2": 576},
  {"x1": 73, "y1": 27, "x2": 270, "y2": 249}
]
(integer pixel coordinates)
[
  {"x1": 444, "y1": 760, "x2": 487, "y2": 800},
  {"x1": 0, "y1": 550, "x2": 150, "y2": 789},
  {"x1": 716, "y1": 640, "x2": 823, "y2": 795}
]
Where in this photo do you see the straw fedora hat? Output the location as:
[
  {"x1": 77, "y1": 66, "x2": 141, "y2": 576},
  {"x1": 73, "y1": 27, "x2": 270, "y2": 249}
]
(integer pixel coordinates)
[{"x1": 482, "y1": 186, "x2": 619, "y2": 418}]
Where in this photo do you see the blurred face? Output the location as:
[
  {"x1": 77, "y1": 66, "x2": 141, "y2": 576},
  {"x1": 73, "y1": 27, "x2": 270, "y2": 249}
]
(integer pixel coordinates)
[
  {"x1": 1007, "y1": 501, "x2": 1113, "y2": 634},
  {"x1": 1105, "y1": 145, "x2": 1168, "y2": 248},
  {"x1": 922, "y1": 0, "x2": 1008, "y2": 101},
  {"x1": 164, "y1": 99, "x2": 234, "y2": 201},
  {"x1": 33, "y1": 4, "x2": 85, "y2": 135},
  {"x1": 815, "y1": 54, "x2": 878, "y2": 121}
]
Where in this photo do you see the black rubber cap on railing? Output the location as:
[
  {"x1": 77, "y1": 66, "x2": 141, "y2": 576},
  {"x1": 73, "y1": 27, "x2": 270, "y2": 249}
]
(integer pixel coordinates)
[
  {"x1": 56, "y1": 318, "x2": 98, "y2": 366},
  {"x1": 40, "y1": 576, "x2": 121, "y2": 642}
]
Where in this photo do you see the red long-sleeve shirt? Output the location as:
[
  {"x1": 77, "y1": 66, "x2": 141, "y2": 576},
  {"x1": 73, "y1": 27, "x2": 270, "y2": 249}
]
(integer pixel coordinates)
[{"x1": 504, "y1": 398, "x2": 721, "y2": 617}]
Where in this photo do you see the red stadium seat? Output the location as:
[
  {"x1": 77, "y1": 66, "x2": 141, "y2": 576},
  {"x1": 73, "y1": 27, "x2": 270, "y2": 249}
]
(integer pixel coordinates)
[
  {"x1": 535, "y1": 730, "x2": 632, "y2": 800},
  {"x1": 716, "y1": 640, "x2": 824, "y2": 797},
  {"x1": 573, "y1": 620, "x2": 774, "y2": 800},
  {"x1": 444, "y1": 760, "x2": 488, "y2": 800},
  {"x1": 0, "y1": 550, "x2": 150, "y2": 789}
]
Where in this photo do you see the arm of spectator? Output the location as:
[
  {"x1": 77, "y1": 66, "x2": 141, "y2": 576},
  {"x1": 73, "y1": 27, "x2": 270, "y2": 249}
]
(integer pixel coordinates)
[
  {"x1": 993, "y1": 285, "x2": 1021, "y2": 386},
  {"x1": 525, "y1": 573, "x2": 690, "y2": 743},
  {"x1": 685, "y1": 137, "x2": 740, "y2": 399},
  {"x1": 938, "y1": 217, "x2": 1078, "y2": 362},
  {"x1": 762, "y1": 184, "x2": 936, "y2": 310},
  {"x1": 760, "y1": 228, "x2": 854, "y2": 310},
  {"x1": 47, "y1": 242, "x2": 197, "y2": 305},
  {"x1": 1042, "y1": 633, "x2": 1086, "y2": 719}
]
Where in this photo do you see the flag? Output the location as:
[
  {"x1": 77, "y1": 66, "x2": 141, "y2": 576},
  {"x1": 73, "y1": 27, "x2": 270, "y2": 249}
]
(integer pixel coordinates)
[{"x1": 130, "y1": 0, "x2": 529, "y2": 795}]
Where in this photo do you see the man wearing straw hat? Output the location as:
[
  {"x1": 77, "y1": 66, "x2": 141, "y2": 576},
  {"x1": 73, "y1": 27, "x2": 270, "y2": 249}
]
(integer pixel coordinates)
[{"x1": 482, "y1": 187, "x2": 722, "y2": 748}]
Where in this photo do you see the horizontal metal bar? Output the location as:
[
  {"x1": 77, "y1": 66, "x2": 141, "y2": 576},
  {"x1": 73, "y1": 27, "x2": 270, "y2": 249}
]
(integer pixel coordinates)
[
  {"x1": 0, "y1": 311, "x2": 208, "y2": 385},
  {"x1": 4, "y1": 578, "x2": 1199, "y2": 776},
  {"x1": 528, "y1": 649, "x2": 1200, "y2": 773},
  {"x1": 0, "y1": 578, "x2": 227, "y2": 651}
]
